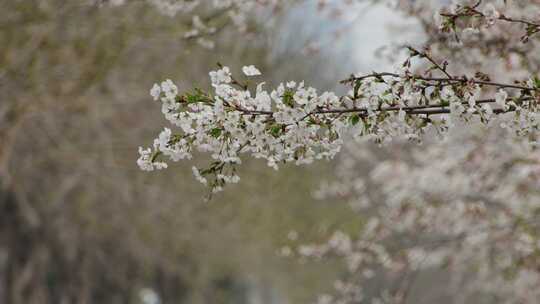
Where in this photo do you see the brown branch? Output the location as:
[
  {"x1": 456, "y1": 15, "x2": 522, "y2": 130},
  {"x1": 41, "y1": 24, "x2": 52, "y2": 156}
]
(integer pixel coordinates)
[
  {"x1": 407, "y1": 46, "x2": 453, "y2": 79},
  {"x1": 340, "y1": 72, "x2": 537, "y2": 92},
  {"x1": 498, "y1": 15, "x2": 540, "y2": 29},
  {"x1": 234, "y1": 96, "x2": 528, "y2": 119}
]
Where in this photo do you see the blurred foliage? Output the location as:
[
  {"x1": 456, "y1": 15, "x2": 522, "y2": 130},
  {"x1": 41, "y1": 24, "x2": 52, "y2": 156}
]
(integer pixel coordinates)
[{"x1": 0, "y1": 1, "x2": 356, "y2": 303}]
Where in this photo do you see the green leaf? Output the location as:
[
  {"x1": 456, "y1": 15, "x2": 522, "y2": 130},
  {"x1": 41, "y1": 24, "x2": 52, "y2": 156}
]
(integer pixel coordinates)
[
  {"x1": 533, "y1": 76, "x2": 540, "y2": 89},
  {"x1": 209, "y1": 128, "x2": 222, "y2": 138},
  {"x1": 185, "y1": 93, "x2": 199, "y2": 104},
  {"x1": 150, "y1": 151, "x2": 162, "y2": 162},
  {"x1": 269, "y1": 124, "x2": 283, "y2": 137},
  {"x1": 282, "y1": 90, "x2": 295, "y2": 107},
  {"x1": 185, "y1": 90, "x2": 210, "y2": 104},
  {"x1": 349, "y1": 114, "x2": 360, "y2": 126}
]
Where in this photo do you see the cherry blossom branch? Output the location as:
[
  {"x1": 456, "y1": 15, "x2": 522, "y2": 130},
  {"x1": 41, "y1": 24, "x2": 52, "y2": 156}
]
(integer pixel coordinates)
[
  {"x1": 439, "y1": 1, "x2": 540, "y2": 42},
  {"x1": 137, "y1": 61, "x2": 539, "y2": 194},
  {"x1": 135, "y1": 1, "x2": 540, "y2": 196}
]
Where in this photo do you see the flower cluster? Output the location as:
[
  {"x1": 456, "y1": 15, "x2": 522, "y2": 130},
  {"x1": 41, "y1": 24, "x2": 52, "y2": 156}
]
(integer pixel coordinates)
[
  {"x1": 283, "y1": 1, "x2": 540, "y2": 303},
  {"x1": 306, "y1": 126, "x2": 540, "y2": 303},
  {"x1": 134, "y1": 0, "x2": 540, "y2": 302},
  {"x1": 138, "y1": 65, "x2": 348, "y2": 193},
  {"x1": 101, "y1": 0, "x2": 287, "y2": 49},
  {"x1": 138, "y1": 54, "x2": 539, "y2": 193},
  {"x1": 425, "y1": 0, "x2": 540, "y2": 80},
  {"x1": 438, "y1": 1, "x2": 540, "y2": 43}
]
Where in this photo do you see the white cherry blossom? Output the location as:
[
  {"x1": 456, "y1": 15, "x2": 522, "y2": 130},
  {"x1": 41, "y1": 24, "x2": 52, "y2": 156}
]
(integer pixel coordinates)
[{"x1": 242, "y1": 65, "x2": 262, "y2": 76}]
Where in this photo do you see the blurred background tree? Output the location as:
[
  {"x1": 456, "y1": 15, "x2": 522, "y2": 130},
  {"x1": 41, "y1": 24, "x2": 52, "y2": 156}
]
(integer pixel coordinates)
[{"x1": 0, "y1": 1, "x2": 362, "y2": 303}]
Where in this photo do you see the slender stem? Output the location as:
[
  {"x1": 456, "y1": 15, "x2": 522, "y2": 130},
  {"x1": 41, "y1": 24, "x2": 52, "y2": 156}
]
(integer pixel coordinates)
[
  {"x1": 407, "y1": 46, "x2": 453, "y2": 79},
  {"x1": 498, "y1": 15, "x2": 540, "y2": 28},
  {"x1": 235, "y1": 97, "x2": 527, "y2": 118},
  {"x1": 340, "y1": 72, "x2": 536, "y2": 91}
]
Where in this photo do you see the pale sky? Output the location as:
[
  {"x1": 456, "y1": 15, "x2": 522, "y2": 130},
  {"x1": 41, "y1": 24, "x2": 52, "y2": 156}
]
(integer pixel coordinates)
[{"x1": 273, "y1": 1, "x2": 423, "y2": 87}]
